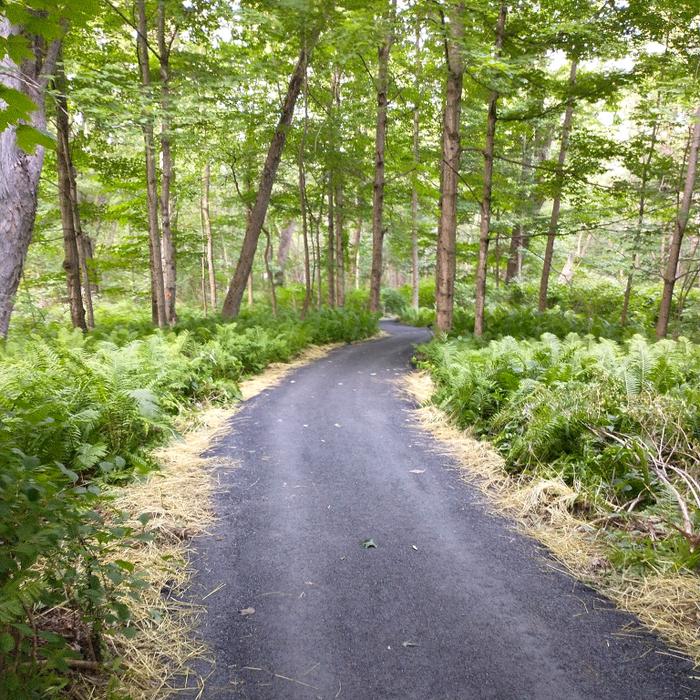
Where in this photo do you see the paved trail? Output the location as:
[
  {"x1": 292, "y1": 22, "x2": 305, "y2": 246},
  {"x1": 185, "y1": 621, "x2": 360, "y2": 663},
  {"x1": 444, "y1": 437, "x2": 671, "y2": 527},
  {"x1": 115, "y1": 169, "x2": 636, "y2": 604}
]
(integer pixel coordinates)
[{"x1": 187, "y1": 322, "x2": 697, "y2": 699}]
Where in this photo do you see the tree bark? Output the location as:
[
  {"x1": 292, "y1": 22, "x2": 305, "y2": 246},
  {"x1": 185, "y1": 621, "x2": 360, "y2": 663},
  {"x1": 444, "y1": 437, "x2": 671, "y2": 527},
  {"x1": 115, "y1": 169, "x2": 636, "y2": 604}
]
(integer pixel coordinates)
[
  {"x1": 56, "y1": 58, "x2": 94, "y2": 329},
  {"x1": 157, "y1": 0, "x2": 177, "y2": 324},
  {"x1": 0, "y1": 19, "x2": 63, "y2": 338},
  {"x1": 136, "y1": 0, "x2": 167, "y2": 327},
  {"x1": 335, "y1": 181, "x2": 345, "y2": 306},
  {"x1": 474, "y1": 3, "x2": 507, "y2": 337},
  {"x1": 276, "y1": 221, "x2": 296, "y2": 283},
  {"x1": 352, "y1": 217, "x2": 362, "y2": 290},
  {"x1": 327, "y1": 178, "x2": 336, "y2": 306},
  {"x1": 656, "y1": 102, "x2": 700, "y2": 338},
  {"x1": 264, "y1": 227, "x2": 277, "y2": 316},
  {"x1": 368, "y1": 1, "x2": 396, "y2": 313},
  {"x1": 201, "y1": 162, "x2": 217, "y2": 308},
  {"x1": 435, "y1": 2, "x2": 465, "y2": 333},
  {"x1": 56, "y1": 63, "x2": 87, "y2": 331},
  {"x1": 538, "y1": 59, "x2": 578, "y2": 312},
  {"x1": 222, "y1": 33, "x2": 318, "y2": 318},
  {"x1": 411, "y1": 19, "x2": 421, "y2": 310}
]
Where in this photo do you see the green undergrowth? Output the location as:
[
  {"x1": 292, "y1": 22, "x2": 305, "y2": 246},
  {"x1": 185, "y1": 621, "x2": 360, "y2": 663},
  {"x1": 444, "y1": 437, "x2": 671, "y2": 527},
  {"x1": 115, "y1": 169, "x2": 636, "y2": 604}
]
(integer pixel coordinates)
[
  {"x1": 0, "y1": 304, "x2": 378, "y2": 697},
  {"x1": 397, "y1": 276, "x2": 700, "y2": 343},
  {"x1": 417, "y1": 332, "x2": 700, "y2": 574}
]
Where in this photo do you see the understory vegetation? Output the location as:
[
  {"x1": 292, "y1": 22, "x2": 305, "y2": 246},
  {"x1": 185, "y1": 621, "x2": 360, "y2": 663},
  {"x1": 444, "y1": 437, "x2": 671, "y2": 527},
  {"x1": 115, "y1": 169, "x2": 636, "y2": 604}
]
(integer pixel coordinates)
[
  {"x1": 417, "y1": 327, "x2": 700, "y2": 574},
  {"x1": 398, "y1": 276, "x2": 700, "y2": 343},
  {"x1": 0, "y1": 305, "x2": 377, "y2": 697}
]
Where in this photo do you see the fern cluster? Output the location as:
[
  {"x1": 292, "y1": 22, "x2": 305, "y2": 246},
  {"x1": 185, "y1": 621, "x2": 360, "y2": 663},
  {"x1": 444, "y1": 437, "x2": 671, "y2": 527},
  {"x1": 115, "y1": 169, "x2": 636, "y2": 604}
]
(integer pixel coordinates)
[{"x1": 420, "y1": 332, "x2": 700, "y2": 571}]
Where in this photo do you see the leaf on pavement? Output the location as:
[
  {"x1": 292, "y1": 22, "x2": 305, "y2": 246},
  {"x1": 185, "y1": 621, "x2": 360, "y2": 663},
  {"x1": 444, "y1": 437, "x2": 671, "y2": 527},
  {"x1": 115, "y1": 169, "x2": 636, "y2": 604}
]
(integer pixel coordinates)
[
  {"x1": 239, "y1": 607, "x2": 256, "y2": 616},
  {"x1": 360, "y1": 538, "x2": 377, "y2": 549},
  {"x1": 402, "y1": 641, "x2": 417, "y2": 648}
]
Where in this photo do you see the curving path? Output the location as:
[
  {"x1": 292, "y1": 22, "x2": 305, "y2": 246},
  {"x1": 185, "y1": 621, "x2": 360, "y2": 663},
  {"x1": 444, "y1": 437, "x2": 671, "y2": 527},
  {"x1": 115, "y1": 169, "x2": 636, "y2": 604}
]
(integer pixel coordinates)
[{"x1": 186, "y1": 322, "x2": 697, "y2": 699}]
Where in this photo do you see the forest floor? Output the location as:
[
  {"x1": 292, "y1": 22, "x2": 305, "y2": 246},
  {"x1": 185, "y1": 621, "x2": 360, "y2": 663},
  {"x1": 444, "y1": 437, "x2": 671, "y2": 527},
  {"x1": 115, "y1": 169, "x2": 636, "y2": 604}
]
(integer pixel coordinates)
[{"x1": 182, "y1": 322, "x2": 698, "y2": 699}]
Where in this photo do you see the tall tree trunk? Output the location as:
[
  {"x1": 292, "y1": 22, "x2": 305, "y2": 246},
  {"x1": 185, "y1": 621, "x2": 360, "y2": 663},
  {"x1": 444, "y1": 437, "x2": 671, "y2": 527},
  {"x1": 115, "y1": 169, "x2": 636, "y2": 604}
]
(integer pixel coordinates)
[
  {"x1": 222, "y1": 33, "x2": 318, "y2": 318},
  {"x1": 56, "y1": 59, "x2": 94, "y2": 329},
  {"x1": 157, "y1": 0, "x2": 177, "y2": 324},
  {"x1": 474, "y1": 3, "x2": 507, "y2": 338},
  {"x1": 335, "y1": 181, "x2": 345, "y2": 306},
  {"x1": 353, "y1": 218, "x2": 362, "y2": 290},
  {"x1": 435, "y1": 2, "x2": 465, "y2": 333},
  {"x1": 299, "y1": 161, "x2": 312, "y2": 317},
  {"x1": 368, "y1": 1, "x2": 396, "y2": 313},
  {"x1": 200, "y1": 251, "x2": 208, "y2": 315},
  {"x1": 201, "y1": 162, "x2": 217, "y2": 307},
  {"x1": 276, "y1": 221, "x2": 295, "y2": 283},
  {"x1": 136, "y1": 0, "x2": 167, "y2": 327},
  {"x1": 299, "y1": 63, "x2": 312, "y2": 317},
  {"x1": 0, "y1": 19, "x2": 62, "y2": 338},
  {"x1": 264, "y1": 227, "x2": 277, "y2": 316},
  {"x1": 656, "y1": 103, "x2": 700, "y2": 338},
  {"x1": 538, "y1": 59, "x2": 578, "y2": 312},
  {"x1": 56, "y1": 63, "x2": 87, "y2": 332},
  {"x1": 71, "y1": 177, "x2": 95, "y2": 330},
  {"x1": 327, "y1": 178, "x2": 336, "y2": 306},
  {"x1": 315, "y1": 213, "x2": 323, "y2": 308},
  {"x1": 621, "y1": 97, "x2": 660, "y2": 326},
  {"x1": 411, "y1": 18, "x2": 421, "y2": 310}
]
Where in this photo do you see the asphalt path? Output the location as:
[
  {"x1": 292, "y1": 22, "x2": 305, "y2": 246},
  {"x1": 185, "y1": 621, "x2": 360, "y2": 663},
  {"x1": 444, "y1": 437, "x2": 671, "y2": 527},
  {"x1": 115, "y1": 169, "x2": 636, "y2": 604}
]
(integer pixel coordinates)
[{"x1": 187, "y1": 322, "x2": 698, "y2": 699}]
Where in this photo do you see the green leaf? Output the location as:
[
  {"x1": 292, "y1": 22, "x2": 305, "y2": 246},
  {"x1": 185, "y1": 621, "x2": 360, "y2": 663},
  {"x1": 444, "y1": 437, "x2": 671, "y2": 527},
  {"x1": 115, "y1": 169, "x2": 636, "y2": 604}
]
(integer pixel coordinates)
[
  {"x1": 360, "y1": 538, "x2": 377, "y2": 549},
  {"x1": 15, "y1": 124, "x2": 55, "y2": 154},
  {"x1": 0, "y1": 632, "x2": 15, "y2": 653}
]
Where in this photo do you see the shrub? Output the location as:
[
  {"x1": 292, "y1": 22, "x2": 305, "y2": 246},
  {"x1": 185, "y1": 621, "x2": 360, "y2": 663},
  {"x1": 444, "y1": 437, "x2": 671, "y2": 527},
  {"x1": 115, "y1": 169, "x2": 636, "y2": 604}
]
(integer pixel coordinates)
[{"x1": 380, "y1": 287, "x2": 407, "y2": 315}]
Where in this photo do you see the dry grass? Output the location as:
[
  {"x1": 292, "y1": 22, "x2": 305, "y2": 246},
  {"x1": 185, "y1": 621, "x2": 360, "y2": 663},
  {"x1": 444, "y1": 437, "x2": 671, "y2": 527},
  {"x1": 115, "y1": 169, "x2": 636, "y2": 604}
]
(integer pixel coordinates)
[
  {"x1": 71, "y1": 343, "x2": 341, "y2": 698},
  {"x1": 400, "y1": 370, "x2": 700, "y2": 667}
]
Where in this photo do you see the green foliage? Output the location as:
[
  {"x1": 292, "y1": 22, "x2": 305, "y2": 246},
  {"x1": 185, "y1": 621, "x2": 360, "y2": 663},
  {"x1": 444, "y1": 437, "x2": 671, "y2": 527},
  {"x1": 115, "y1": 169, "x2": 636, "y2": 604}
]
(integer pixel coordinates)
[
  {"x1": 0, "y1": 447, "x2": 146, "y2": 697},
  {"x1": 380, "y1": 287, "x2": 407, "y2": 315},
  {"x1": 0, "y1": 304, "x2": 378, "y2": 695},
  {"x1": 419, "y1": 332, "x2": 700, "y2": 573}
]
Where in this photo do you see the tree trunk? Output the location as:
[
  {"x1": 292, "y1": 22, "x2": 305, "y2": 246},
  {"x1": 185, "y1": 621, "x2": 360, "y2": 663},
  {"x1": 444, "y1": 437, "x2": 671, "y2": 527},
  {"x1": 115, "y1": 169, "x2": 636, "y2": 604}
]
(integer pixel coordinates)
[
  {"x1": 656, "y1": 102, "x2": 700, "y2": 338},
  {"x1": 0, "y1": 19, "x2": 62, "y2": 338},
  {"x1": 264, "y1": 227, "x2": 277, "y2": 316},
  {"x1": 299, "y1": 64, "x2": 312, "y2": 316},
  {"x1": 474, "y1": 3, "x2": 507, "y2": 337},
  {"x1": 201, "y1": 162, "x2": 217, "y2": 307},
  {"x1": 335, "y1": 181, "x2": 345, "y2": 306},
  {"x1": 299, "y1": 161, "x2": 312, "y2": 317},
  {"x1": 368, "y1": 2, "x2": 396, "y2": 313},
  {"x1": 327, "y1": 179, "x2": 336, "y2": 306},
  {"x1": 200, "y1": 252, "x2": 208, "y2": 315},
  {"x1": 56, "y1": 59, "x2": 95, "y2": 329},
  {"x1": 353, "y1": 218, "x2": 362, "y2": 290},
  {"x1": 538, "y1": 59, "x2": 578, "y2": 312},
  {"x1": 276, "y1": 221, "x2": 296, "y2": 283},
  {"x1": 136, "y1": 0, "x2": 167, "y2": 327},
  {"x1": 157, "y1": 0, "x2": 177, "y2": 324},
  {"x1": 56, "y1": 63, "x2": 87, "y2": 331},
  {"x1": 411, "y1": 19, "x2": 421, "y2": 310},
  {"x1": 222, "y1": 33, "x2": 318, "y2": 318},
  {"x1": 435, "y1": 2, "x2": 465, "y2": 333}
]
